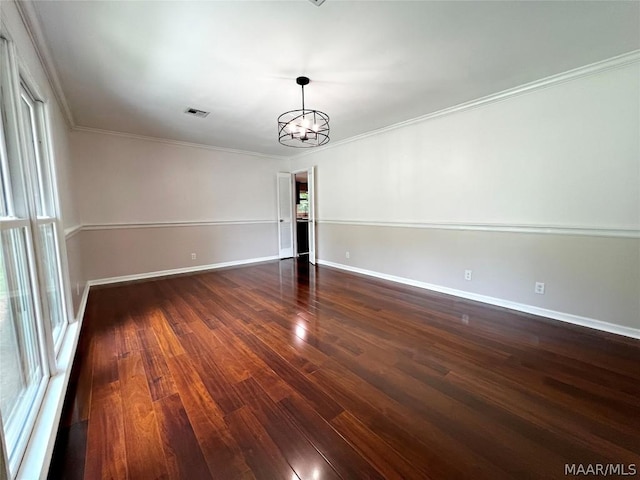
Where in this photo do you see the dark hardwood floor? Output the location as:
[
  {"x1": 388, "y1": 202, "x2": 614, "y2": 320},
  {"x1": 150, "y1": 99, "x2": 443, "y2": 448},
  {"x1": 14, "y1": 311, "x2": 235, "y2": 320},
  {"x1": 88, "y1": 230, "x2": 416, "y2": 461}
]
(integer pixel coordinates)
[{"x1": 49, "y1": 259, "x2": 640, "y2": 479}]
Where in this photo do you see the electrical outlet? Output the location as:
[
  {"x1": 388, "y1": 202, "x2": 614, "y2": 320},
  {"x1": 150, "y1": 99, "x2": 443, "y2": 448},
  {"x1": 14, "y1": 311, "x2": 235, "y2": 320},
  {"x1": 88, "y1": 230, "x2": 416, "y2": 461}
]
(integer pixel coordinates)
[
  {"x1": 461, "y1": 314, "x2": 470, "y2": 325},
  {"x1": 535, "y1": 282, "x2": 545, "y2": 295},
  {"x1": 76, "y1": 282, "x2": 80, "y2": 296},
  {"x1": 191, "y1": 253, "x2": 197, "y2": 260},
  {"x1": 464, "y1": 269, "x2": 472, "y2": 281},
  {"x1": 345, "y1": 251, "x2": 350, "y2": 259}
]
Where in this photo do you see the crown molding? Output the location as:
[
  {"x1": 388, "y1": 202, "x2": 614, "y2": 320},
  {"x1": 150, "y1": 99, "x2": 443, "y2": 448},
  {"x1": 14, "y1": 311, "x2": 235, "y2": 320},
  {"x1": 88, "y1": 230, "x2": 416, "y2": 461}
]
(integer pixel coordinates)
[
  {"x1": 292, "y1": 49, "x2": 640, "y2": 160},
  {"x1": 9, "y1": 0, "x2": 639, "y2": 160},
  {"x1": 72, "y1": 126, "x2": 287, "y2": 160},
  {"x1": 12, "y1": 0, "x2": 281, "y2": 158},
  {"x1": 14, "y1": 0, "x2": 75, "y2": 128}
]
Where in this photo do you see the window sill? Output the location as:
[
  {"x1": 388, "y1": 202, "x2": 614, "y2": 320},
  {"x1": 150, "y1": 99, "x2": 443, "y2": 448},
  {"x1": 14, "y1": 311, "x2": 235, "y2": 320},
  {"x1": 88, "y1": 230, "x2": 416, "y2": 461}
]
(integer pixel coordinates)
[{"x1": 14, "y1": 312, "x2": 85, "y2": 480}]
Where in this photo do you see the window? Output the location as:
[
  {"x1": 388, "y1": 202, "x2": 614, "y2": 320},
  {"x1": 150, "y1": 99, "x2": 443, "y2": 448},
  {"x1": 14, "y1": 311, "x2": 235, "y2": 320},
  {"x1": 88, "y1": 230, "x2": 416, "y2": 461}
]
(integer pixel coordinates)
[
  {"x1": 0, "y1": 35, "x2": 68, "y2": 477},
  {"x1": 298, "y1": 191, "x2": 309, "y2": 215},
  {"x1": 20, "y1": 84, "x2": 67, "y2": 347}
]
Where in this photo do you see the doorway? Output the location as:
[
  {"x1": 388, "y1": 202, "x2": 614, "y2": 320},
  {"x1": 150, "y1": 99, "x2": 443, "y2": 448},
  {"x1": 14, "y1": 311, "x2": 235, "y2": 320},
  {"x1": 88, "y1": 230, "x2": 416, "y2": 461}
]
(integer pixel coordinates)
[
  {"x1": 294, "y1": 171, "x2": 310, "y2": 259},
  {"x1": 293, "y1": 167, "x2": 316, "y2": 264}
]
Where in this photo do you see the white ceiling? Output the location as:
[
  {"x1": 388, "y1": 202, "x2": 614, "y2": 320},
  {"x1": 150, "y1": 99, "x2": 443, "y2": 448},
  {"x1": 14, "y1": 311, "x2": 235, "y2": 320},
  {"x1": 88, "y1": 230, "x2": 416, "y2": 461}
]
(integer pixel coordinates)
[{"x1": 29, "y1": 0, "x2": 640, "y2": 158}]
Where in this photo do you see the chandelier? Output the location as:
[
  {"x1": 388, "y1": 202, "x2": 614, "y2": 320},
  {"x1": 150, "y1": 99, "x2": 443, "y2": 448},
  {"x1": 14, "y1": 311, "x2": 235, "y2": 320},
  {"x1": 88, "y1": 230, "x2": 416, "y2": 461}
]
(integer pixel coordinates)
[{"x1": 278, "y1": 76, "x2": 330, "y2": 148}]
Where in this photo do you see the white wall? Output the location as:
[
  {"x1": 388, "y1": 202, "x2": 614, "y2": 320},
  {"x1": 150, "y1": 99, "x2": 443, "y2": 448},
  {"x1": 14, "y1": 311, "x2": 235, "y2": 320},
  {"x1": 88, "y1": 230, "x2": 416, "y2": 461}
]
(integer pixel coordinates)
[
  {"x1": 48, "y1": 100, "x2": 85, "y2": 316},
  {"x1": 72, "y1": 130, "x2": 289, "y2": 281},
  {"x1": 1, "y1": 0, "x2": 84, "y2": 317},
  {"x1": 294, "y1": 61, "x2": 640, "y2": 334},
  {"x1": 301, "y1": 65, "x2": 638, "y2": 228}
]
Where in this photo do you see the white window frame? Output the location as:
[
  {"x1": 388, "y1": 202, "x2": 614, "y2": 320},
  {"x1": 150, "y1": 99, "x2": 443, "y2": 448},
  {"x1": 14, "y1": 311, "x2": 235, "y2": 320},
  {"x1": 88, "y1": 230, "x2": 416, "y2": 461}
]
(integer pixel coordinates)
[
  {"x1": 0, "y1": 30, "x2": 72, "y2": 479},
  {"x1": 19, "y1": 81, "x2": 69, "y2": 354}
]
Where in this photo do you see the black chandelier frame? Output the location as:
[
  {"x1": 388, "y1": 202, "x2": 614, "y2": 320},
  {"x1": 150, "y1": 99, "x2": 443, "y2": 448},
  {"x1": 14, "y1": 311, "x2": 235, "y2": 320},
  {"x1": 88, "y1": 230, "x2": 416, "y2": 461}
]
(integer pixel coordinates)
[{"x1": 278, "y1": 76, "x2": 330, "y2": 148}]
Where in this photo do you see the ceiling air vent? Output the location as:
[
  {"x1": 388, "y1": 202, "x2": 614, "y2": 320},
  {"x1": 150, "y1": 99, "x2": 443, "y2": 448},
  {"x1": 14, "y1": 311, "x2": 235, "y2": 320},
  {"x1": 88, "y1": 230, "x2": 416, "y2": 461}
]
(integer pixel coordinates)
[{"x1": 185, "y1": 107, "x2": 210, "y2": 118}]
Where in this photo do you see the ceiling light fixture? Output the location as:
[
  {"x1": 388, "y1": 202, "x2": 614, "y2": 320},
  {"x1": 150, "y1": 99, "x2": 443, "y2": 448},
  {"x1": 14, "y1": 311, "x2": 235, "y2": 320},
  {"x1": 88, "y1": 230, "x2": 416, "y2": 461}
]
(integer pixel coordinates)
[{"x1": 278, "y1": 76, "x2": 329, "y2": 148}]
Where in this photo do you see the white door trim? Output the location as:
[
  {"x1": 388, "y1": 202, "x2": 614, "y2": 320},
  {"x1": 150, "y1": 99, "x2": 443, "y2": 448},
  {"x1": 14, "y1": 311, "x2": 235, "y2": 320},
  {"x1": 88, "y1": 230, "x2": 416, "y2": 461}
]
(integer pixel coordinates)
[{"x1": 276, "y1": 172, "x2": 294, "y2": 259}]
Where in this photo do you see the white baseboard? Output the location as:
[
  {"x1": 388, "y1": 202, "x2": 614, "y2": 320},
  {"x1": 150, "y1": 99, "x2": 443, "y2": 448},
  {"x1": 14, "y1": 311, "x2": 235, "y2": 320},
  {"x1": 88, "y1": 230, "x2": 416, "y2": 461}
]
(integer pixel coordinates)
[
  {"x1": 14, "y1": 255, "x2": 637, "y2": 478},
  {"x1": 18, "y1": 256, "x2": 279, "y2": 477},
  {"x1": 88, "y1": 255, "x2": 280, "y2": 287},
  {"x1": 318, "y1": 260, "x2": 640, "y2": 340},
  {"x1": 75, "y1": 283, "x2": 90, "y2": 323},
  {"x1": 18, "y1": 255, "x2": 281, "y2": 477}
]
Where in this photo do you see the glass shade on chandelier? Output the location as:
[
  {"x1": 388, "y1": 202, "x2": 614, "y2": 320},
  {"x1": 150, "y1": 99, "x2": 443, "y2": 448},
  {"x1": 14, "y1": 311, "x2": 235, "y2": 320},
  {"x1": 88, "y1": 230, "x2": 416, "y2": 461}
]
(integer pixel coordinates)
[{"x1": 278, "y1": 76, "x2": 330, "y2": 148}]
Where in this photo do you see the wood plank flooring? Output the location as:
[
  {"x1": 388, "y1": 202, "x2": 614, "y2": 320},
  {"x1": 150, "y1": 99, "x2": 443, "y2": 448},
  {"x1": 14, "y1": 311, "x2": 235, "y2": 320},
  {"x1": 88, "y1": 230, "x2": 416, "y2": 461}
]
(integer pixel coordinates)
[{"x1": 49, "y1": 260, "x2": 640, "y2": 479}]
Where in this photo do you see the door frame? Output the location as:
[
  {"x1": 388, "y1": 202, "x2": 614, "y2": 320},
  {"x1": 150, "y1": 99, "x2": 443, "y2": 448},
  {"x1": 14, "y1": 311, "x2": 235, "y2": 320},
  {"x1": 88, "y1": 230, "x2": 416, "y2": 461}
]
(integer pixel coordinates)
[{"x1": 291, "y1": 166, "x2": 317, "y2": 264}]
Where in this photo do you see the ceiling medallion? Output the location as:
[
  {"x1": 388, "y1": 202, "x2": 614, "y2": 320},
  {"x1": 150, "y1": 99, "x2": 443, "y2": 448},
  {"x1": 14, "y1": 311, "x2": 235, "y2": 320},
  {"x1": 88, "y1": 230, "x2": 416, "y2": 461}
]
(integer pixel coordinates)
[{"x1": 277, "y1": 76, "x2": 330, "y2": 148}]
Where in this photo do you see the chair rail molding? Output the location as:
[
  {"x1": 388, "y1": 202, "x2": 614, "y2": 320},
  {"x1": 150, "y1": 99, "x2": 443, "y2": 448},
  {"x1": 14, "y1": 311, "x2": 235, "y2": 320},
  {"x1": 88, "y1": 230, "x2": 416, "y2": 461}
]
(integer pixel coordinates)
[
  {"x1": 65, "y1": 220, "x2": 278, "y2": 237},
  {"x1": 319, "y1": 219, "x2": 640, "y2": 239}
]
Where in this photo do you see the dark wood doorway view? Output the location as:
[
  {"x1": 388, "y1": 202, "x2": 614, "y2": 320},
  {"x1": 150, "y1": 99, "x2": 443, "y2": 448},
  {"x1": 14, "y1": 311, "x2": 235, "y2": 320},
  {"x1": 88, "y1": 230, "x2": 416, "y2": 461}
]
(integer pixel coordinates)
[{"x1": 49, "y1": 260, "x2": 640, "y2": 479}]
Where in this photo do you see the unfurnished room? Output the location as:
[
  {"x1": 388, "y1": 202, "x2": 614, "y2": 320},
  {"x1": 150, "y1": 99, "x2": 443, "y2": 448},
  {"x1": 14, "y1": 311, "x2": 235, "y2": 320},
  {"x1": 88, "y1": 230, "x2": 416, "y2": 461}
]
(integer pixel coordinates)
[{"x1": 0, "y1": 1, "x2": 639, "y2": 479}]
